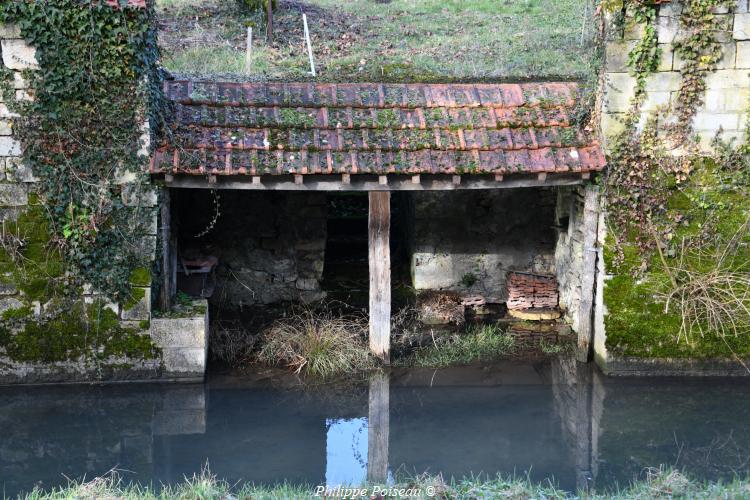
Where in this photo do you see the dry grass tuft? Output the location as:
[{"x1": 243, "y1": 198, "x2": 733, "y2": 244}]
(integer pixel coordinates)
[
  {"x1": 657, "y1": 218, "x2": 750, "y2": 349},
  {"x1": 256, "y1": 306, "x2": 375, "y2": 378}
]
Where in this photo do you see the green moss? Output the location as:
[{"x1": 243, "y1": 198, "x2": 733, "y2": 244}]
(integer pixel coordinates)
[
  {"x1": 123, "y1": 286, "x2": 147, "y2": 311},
  {"x1": 138, "y1": 319, "x2": 150, "y2": 330},
  {"x1": 278, "y1": 108, "x2": 315, "y2": 128},
  {"x1": 604, "y1": 159, "x2": 750, "y2": 358},
  {"x1": 0, "y1": 301, "x2": 160, "y2": 364},
  {"x1": 129, "y1": 267, "x2": 152, "y2": 287},
  {"x1": 2, "y1": 306, "x2": 32, "y2": 321}
]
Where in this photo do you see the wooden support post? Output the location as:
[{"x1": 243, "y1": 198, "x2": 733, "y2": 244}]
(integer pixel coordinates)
[
  {"x1": 411, "y1": 174, "x2": 421, "y2": 184},
  {"x1": 252, "y1": 176, "x2": 261, "y2": 185},
  {"x1": 368, "y1": 191, "x2": 391, "y2": 363},
  {"x1": 342, "y1": 173, "x2": 351, "y2": 185},
  {"x1": 208, "y1": 174, "x2": 217, "y2": 184},
  {"x1": 266, "y1": 0, "x2": 273, "y2": 43},
  {"x1": 294, "y1": 174, "x2": 304, "y2": 185},
  {"x1": 494, "y1": 173, "x2": 504, "y2": 182},
  {"x1": 378, "y1": 175, "x2": 388, "y2": 186},
  {"x1": 159, "y1": 188, "x2": 172, "y2": 311},
  {"x1": 538, "y1": 172, "x2": 547, "y2": 182},
  {"x1": 452, "y1": 175, "x2": 461, "y2": 186},
  {"x1": 577, "y1": 185, "x2": 600, "y2": 362},
  {"x1": 367, "y1": 372, "x2": 390, "y2": 483}
]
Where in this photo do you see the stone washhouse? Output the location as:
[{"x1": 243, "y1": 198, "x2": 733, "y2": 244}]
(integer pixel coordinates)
[{"x1": 152, "y1": 80, "x2": 606, "y2": 365}]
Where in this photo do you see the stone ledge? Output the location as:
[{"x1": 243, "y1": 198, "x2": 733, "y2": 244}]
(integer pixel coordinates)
[{"x1": 598, "y1": 355, "x2": 750, "y2": 376}]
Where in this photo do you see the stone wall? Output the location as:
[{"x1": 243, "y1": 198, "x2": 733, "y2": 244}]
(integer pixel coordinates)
[
  {"x1": 173, "y1": 190, "x2": 327, "y2": 308},
  {"x1": 0, "y1": 24, "x2": 208, "y2": 384},
  {"x1": 554, "y1": 187, "x2": 587, "y2": 332},
  {"x1": 602, "y1": 0, "x2": 750, "y2": 150},
  {"x1": 410, "y1": 189, "x2": 557, "y2": 302}
]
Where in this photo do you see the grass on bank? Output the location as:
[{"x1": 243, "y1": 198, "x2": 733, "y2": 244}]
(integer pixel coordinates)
[
  {"x1": 17, "y1": 467, "x2": 750, "y2": 500},
  {"x1": 399, "y1": 323, "x2": 517, "y2": 368},
  {"x1": 156, "y1": 0, "x2": 597, "y2": 82}
]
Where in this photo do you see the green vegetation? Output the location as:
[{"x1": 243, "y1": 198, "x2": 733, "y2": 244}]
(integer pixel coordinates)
[
  {"x1": 401, "y1": 324, "x2": 516, "y2": 368},
  {"x1": 256, "y1": 307, "x2": 375, "y2": 378},
  {"x1": 15, "y1": 467, "x2": 750, "y2": 499},
  {"x1": 157, "y1": 0, "x2": 596, "y2": 81},
  {"x1": 0, "y1": 301, "x2": 159, "y2": 364},
  {"x1": 601, "y1": 0, "x2": 750, "y2": 360}
]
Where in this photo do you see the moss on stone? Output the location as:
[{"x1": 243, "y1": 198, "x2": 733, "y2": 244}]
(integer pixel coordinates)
[
  {"x1": 123, "y1": 286, "x2": 146, "y2": 311},
  {"x1": 129, "y1": 266, "x2": 152, "y2": 287},
  {"x1": 604, "y1": 159, "x2": 750, "y2": 358},
  {"x1": 1, "y1": 301, "x2": 160, "y2": 364}
]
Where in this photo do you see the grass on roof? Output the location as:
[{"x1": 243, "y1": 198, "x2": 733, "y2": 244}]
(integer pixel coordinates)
[{"x1": 156, "y1": 0, "x2": 598, "y2": 82}]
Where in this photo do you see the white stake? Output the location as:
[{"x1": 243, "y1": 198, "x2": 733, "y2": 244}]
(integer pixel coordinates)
[
  {"x1": 245, "y1": 26, "x2": 253, "y2": 71},
  {"x1": 302, "y1": 13, "x2": 316, "y2": 77}
]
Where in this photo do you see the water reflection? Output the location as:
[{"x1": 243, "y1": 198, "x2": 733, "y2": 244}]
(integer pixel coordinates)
[{"x1": 2, "y1": 359, "x2": 750, "y2": 496}]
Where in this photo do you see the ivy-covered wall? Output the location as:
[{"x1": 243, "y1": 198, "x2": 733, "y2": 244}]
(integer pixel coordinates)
[
  {"x1": 597, "y1": 0, "x2": 750, "y2": 374},
  {"x1": 0, "y1": 1, "x2": 207, "y2": 384}
]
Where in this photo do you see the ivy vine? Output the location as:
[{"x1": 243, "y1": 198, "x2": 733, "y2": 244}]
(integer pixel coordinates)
[{"x1": 0, "y1": 0, "x2": 165, "y2": 302}]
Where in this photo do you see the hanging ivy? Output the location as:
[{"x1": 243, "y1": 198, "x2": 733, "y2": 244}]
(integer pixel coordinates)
[{"x1": 0, "y1": 0, "x2": 165, "y2": 302}]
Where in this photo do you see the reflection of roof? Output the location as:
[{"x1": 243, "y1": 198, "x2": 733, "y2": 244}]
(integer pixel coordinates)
[{"x1": 152, "y1": 80, "x2": 605, "y2": 177}]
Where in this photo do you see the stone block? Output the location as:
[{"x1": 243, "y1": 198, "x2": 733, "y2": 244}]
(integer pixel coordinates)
[
  {"x1": 734, "y1": 12, "x2": 750, "y2": 40},
  {"x1": 605, "y1": 41, "x2": 635, "y2": 72},
  {"x1": 14, "y1": 89, "x2": 32, "y2": 102},
  {"x1": 162, "y1": 348, "x2": 207, "y2": 375},
  {"x1": 0, "y1": 137, "x2": 21, "y2": 156},
  {"x1": 643, "y1": 91, "x2": 671, "y2": 112},
  {"x1": 1, "y1": 40, "x2": 38, "y2": 70},
  {"x1": 0, "y1": 120, "x2": 10, "y2": 136},
  {"x1": 0, "y1": 184, "x2": 27, "y2": 207},
  {"x1": 5, "y1": 158, "x2": 36, "y2": 183},
  {"x1": 659, "y1": 3, "x2": 682, "y2": 17},
  {"x1": 122, "y1": 184, "x2": 158, "y2": 207},
  {"x1": 121, "y1": 287, "x2": 150, "y2": 321},
  {"x1": 657, "y1": 15, "x2": 679, "y2": 44},
  {"x1": 657, "y1": 44, "x2": 673, "y2": 71},
  {"x1": 0, "y1": 104, "x2": 19, "y2": 118},
  {"x1": 623, "y1": 19, "x2": 645, "y2": 41},
  {"x1": 645, "y1": 71, "x2": 682, "y2": 92},
  {"x1": 702, "y1": 88, "x2": 749, "y2": 111},
  {"x1": 295, "y1": 278, "x2": 318, "y2": 291},
  {"x1": 676, "y1": 43, "x2": 736, "y2": 70},
  {"x1": 737, "y1": 41, "x2": 750, "y2": 68},
  {"x1": 12, "y1": 72, "x2": 27, "y2": 90},
  {"x1": 737, "y1": 0, "x2": 750, "y2": 13},
  {"x1": 0, "y1": 297, "x2": 23, "y2": 314},
  {"x1": 0, "y1": 24, "x2": 22, "y2": 38},
  {"x1": 692, "y1": 112, "x2": 741, "y2": 131},
  {"x1": 603, "y1": 73, "x2": 636, "y2": 113},
  {"x1": 705, "y1": 69, "x2": 750, "y2": 88},
  {"x1": 151, "y1": 315, "x2": 208, "y2": 350}
]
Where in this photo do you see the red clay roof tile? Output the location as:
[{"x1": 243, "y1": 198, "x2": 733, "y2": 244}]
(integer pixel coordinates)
[{"x1": 154, "y1": 81, "x2": 604, "y2": 177}]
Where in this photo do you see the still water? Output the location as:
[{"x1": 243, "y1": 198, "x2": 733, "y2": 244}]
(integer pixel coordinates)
[{"x1": 2, "y1": 359, "x2": 750, "y2": 496}]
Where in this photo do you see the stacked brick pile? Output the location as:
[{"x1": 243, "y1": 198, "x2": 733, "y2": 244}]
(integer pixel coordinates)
[{"x1": 506, "y1": 272, "x2": 559, "y2": 310}]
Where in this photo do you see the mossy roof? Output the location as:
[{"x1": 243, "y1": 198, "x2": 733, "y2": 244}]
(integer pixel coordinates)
[{"x1": 152, "y1": 80, "x2": 605, "y2": 177}]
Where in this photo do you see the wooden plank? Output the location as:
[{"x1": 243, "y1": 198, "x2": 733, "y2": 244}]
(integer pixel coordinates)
[
  {"x1": 369, "y1": 191, "x2": 391, "y2": 363},
  {"x1": 577, "y1": 185, "x2": 600, "y2": 362},
  {"x1": 159, "y1": 188, "x2": 172, "y2": 311},
  {"x1": 367, "y1": 372, "x2": 389, "y2": 483},
  {"x1": 164, "y1": 173, "x2": 586, "y2": 192}
]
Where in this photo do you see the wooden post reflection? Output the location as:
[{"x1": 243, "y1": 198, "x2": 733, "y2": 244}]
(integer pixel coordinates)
[{"x1": 367, "y1": 372, "x2": 390, "y2": 482}]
